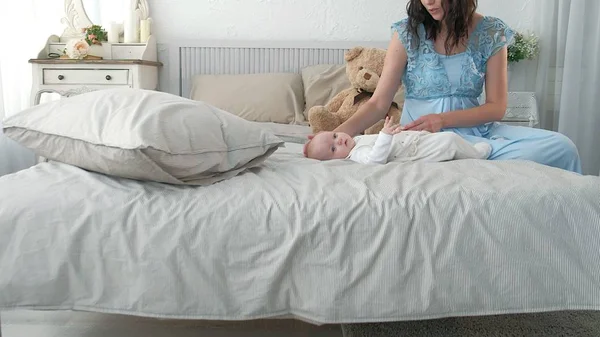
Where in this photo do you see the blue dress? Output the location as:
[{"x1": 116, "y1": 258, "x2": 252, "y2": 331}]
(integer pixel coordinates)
[{"x1": 391, "y1": 16, "x2": 582, "y2": 174}]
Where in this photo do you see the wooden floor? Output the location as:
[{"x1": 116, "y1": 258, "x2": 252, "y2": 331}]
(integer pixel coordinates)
[{"x1": 0, "y1": 310, "x2": 343, "y2": 337}]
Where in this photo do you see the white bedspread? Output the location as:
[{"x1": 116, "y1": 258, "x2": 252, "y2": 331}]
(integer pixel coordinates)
[{"x1": 1, "y1": 143, "x2": 599, "y2": 324}]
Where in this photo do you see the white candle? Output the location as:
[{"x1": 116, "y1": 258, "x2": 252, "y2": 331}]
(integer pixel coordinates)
[
  {"x1": 108, "y1": 22, "x2": 120, "y2": 43},
  {"x1": 140, "y1": 19, "x2": 151, "y2": 43},
  {"x1": 124, "y1": 10, "x2": 138, "y2": 43},
  {"x1": 134, "y1": 9, "x2": 141, "y2": 42}
]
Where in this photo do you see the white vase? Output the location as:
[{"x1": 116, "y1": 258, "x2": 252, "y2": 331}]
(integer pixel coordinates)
[{"x1": 87, "y1": 45, "x2": 104, "y2": 59}]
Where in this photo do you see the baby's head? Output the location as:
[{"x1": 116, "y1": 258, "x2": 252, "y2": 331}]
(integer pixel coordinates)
[{"x1": 303, "y1": 131, "x2": 356, "y2": 161}]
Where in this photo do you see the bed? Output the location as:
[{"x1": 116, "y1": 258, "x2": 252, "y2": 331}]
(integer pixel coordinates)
[{"x1": 1, "y1": 40, "x2": 600, "y2": 336}]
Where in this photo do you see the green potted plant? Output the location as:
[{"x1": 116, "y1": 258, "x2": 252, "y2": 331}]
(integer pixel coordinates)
[
  {"x1": 508, "y1": 31, "x2": 540, "y2": 63},
  {"x1": 83, "y1": 25, "x2": 108, "y2": 59},
  {"x1": 506, "y1": 31, "x2": 539, "y2": 83}
]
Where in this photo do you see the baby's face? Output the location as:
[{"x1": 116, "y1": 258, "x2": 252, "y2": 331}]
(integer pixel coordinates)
[{"x1": 307, "y1": 131, "x2": 355, "y2": 160}]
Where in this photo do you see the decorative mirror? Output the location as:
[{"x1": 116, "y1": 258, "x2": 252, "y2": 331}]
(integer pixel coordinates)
[{"x1": 60, "y1": 0, "x2": 150, "y2": 42}]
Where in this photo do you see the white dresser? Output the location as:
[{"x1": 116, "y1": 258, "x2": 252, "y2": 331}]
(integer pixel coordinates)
[{"x1": 29, "y1": 36, "x2": 162, "y2": 106}]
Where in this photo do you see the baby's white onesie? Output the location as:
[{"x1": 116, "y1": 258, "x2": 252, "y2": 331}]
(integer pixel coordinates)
[{"x1": 346, "y1": 131, "x2": 491, "y2": 164}]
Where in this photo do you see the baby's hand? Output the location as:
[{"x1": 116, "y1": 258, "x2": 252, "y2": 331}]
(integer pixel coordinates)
[{"x1": 381, "y1": 116, "x2": 402, "y2": 135}]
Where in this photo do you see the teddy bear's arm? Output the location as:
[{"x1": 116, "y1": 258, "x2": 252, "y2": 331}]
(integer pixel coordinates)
[{"x1": 325, "y1": 88, "x2": 356, "y2": 112}]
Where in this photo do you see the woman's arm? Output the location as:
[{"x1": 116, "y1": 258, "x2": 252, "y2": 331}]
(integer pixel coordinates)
[
  {"x1": 333, "y1": 32, "x2": 407, "y2": 137},
  {"x1": 402, "y1": 46, "x2": 509, "y2": 132}
]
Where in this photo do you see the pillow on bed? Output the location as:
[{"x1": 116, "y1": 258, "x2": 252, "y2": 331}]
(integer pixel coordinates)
[
  {"x1": 301, "y1": 64, "x2": 350, "y2": 120},
  {"x1": 190, "y1": 73, "x2": 305, "y2": 124},
  {"x1": 2, "y1": 88, "x2": 284, "y2": 185},
  {"x1": 248, "y1": 121, "x2": 313, "y2": 144}
]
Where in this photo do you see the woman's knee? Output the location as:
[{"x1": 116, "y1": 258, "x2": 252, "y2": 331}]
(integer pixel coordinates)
[
  {"x1": 522, "y1": 131, "x2": 582, "y2": 172},
  {"x1": 494, "y1": 129, "x2": 581, "y2": 167},
  {"x1": 548, "y1": 132, "x2": 580, "y2": 162}
]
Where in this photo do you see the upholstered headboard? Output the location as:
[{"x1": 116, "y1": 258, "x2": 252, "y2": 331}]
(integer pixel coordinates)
[{"x1": 157, "y1": 40, "x2": 389, "y2": 98}]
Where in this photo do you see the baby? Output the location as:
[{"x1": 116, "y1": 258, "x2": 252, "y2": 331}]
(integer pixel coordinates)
[{"x1": 303, "y1": 117, "x2": 492, "y2": 164}]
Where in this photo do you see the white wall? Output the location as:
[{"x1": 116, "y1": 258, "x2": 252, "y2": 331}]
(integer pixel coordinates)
[
  {"x1": 148, "y1": 0, "x2": 538, "y2": 92},
  {"x1": 148, "y1": 0, "x2": 536, "y2": 42}
]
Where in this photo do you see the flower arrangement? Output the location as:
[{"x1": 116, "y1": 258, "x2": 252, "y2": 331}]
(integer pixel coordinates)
[
  {"x1": 508, "y1": 31, "x2": 540, "y2": 63},
  {"x1": 65, "y1": 38, "x2": 90, "y2": 59},
  {"x1": 82, "y1": 25, "x2": 108, "y2": 46},
  {"x1": 63, "y1": 25, "x2": 108, "y2": 60}
]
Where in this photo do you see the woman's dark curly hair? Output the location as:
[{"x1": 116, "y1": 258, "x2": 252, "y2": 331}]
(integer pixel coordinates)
[{"x1": 406, "y1": 0, "x2": 478, "y2": 55}]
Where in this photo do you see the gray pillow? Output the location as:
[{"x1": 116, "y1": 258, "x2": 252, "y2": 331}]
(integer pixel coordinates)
[
  {"x1": 2, "y1": 88, "x2": 284, "y2": 185},
  {"x1": 190, "y1": 73, "x2": 305, "y2": 124},
  {"x1": 301, "y1": 64, "x2": 351, "y2": 121}
]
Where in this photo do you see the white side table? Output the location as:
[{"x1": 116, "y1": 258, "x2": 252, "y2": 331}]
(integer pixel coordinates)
[
  {"x1": 503, "y1": 92, "x2": 540, "y2": 127},
  {"x1": 480, "y1": 91, "x2": 540, "y2": 127}
]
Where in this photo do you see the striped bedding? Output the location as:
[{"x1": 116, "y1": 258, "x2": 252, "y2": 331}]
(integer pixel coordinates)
[{"x1": 0, "y1": 142, "x2": 599, "y2": 324}]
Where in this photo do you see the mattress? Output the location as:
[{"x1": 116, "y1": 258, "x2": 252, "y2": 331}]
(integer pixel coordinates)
[{"x1": 1, "y1": 142, "x2": 600, "y2": 324}]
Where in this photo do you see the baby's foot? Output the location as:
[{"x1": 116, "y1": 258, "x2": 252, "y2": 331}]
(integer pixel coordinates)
[{"x1": 474, "y1": 142, "x2": 492, "y2": 159}]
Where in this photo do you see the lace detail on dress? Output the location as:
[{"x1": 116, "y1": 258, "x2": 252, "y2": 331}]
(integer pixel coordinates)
[{"x1": 391, "y1": 16, "x2": 515, "y2": 100}]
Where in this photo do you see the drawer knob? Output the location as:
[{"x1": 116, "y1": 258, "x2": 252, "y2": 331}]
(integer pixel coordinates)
[
  {"x1": 105, "y1": 75, "x2": 112, "y2": 81},
  {"x1": 57, "y1": 75, "x2": 64, "y2": 80}
]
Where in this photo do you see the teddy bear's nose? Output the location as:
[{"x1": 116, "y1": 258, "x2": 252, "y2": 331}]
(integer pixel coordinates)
[{"x1": 364, "y1": 73, "x2": 372, "y2": 80}]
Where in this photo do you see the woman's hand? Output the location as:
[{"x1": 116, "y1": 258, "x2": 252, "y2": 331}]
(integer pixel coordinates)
[{"x1": 402, "y1": 114, "x2": 444, "y2": 132}]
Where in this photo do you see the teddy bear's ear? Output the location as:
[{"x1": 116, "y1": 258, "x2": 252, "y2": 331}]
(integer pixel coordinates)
[{"x1": 345, "y1": 47, "x2": 365, "y2": 62}]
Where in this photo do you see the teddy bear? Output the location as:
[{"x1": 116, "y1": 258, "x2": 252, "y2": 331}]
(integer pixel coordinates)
[{"x1": 307, "y1": 46, "x2": 403, "y2": 135}]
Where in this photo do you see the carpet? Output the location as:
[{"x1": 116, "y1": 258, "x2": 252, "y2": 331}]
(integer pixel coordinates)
[{"x1": 341, "y1": 311, "x2": 600, "y2": 337}]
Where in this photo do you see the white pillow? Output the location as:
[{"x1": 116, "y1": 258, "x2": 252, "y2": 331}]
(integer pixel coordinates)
[{"x1": 2, "y1": 88, "x2": 284, "y2": 185}]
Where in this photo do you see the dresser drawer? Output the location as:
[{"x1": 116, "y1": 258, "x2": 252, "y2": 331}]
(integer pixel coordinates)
[{"x1": 43, "y1": 69, "x2": 129, "y2": 85}]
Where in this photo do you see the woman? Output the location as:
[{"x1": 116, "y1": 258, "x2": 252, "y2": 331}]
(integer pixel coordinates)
[{"x1": 333, "y1": 0, "x2": 582, "y2": 174}]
